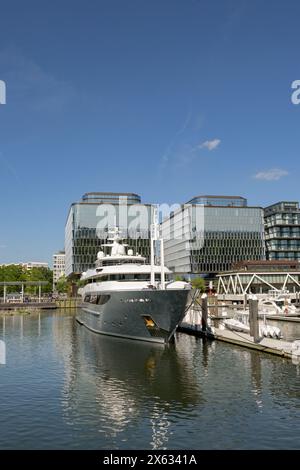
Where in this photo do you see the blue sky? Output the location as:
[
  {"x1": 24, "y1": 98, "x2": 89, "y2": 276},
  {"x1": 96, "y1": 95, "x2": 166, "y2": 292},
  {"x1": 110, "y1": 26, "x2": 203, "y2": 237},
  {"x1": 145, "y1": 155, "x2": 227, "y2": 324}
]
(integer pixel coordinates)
[{"x1": 0, "y1": 0, "x2": 299, "y2": 264}]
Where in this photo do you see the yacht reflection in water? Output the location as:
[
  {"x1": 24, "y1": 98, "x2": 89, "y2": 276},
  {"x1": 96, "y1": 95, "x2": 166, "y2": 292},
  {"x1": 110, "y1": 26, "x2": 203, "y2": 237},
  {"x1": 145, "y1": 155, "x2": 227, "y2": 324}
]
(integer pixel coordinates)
[{"x1": 61, "y1": 324, "x2": 202, "y2": 449}]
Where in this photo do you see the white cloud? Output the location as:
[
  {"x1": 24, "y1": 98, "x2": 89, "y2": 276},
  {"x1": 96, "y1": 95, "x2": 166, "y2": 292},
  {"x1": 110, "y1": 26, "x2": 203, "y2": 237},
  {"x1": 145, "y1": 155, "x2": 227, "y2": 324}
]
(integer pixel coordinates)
[
  {"x1": 200, "y1": 139, "x2": 221, "y2": 151},
  {"x1": 254, "y1": 168, "x2": 289, "y2": 181}
]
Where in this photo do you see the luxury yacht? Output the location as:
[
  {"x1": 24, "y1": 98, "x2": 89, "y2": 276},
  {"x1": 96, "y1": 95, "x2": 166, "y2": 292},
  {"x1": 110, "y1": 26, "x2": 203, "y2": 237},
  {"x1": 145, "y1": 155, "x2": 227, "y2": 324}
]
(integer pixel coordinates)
[{"x1": 77, "y1": 228, "x2": 191, "y2": 343}]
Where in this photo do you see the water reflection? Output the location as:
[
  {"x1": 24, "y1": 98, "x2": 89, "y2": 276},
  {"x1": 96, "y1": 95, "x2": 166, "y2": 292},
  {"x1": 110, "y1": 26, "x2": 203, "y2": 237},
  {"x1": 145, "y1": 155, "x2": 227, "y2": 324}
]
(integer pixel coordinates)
[
  {"x1": 250, "y1": 352, "x2": 263, "y2": 410},
  {"x1": 61, "y1": 324, "x2": 202, "y2": 449},
  {"x1": 1, "y1": 310, "x2": 300, "y2": 449}
]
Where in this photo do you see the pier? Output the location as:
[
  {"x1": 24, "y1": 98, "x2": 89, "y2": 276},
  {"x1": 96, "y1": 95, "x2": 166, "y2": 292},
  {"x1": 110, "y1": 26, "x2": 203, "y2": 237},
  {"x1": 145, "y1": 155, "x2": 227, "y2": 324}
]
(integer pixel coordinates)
[{"x1": 179, "y1": 293, "x2": 300, "y2": 363}]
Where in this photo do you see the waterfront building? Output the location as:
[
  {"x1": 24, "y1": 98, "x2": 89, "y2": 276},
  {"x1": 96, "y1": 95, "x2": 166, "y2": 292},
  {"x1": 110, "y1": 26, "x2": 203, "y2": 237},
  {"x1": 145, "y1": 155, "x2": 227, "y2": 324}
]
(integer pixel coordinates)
[
  {"x1": 53, "y1": 251, "x2": 66, "y2": 288},
  {"x1": 264, "y1": 201, "x2": 300, "y2": 261},
  {"x1": 65, "y1": 192, "x2": 153, "y2": 277},
  {"x1": 161, "y1": 195, "x2": 265, "y2": 275}
]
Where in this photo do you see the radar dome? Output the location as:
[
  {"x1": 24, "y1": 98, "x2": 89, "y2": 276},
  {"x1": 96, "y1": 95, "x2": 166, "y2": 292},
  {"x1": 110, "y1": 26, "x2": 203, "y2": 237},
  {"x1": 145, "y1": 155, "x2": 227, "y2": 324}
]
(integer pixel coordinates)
[
  {"x1": 128, "y1": 249, "x2": 133, "y2": 256},
  {"x1": 97, "y1": 251, "x2": 104, "y2": 259}
]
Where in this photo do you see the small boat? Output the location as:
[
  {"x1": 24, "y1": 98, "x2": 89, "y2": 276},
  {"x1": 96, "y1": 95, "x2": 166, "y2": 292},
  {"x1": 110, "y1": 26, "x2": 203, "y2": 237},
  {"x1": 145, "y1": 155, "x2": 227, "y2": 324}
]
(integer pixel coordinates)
[
  {"x1": 224, "y1": 318, "x2": 250, "y2": 334},
  {"x1": 224, "y1": 318, "x2": 282, "y2": 339}
]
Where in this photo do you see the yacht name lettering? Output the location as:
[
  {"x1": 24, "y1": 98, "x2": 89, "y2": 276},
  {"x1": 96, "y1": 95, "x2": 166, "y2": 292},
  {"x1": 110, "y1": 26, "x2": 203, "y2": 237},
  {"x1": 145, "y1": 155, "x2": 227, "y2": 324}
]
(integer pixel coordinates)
[
  {"x1": 103, "y1": 454, "x2": 138, "y2": 467},
  {"x1": 291, "y1": 80, "x2": 300, "y2": 105}
]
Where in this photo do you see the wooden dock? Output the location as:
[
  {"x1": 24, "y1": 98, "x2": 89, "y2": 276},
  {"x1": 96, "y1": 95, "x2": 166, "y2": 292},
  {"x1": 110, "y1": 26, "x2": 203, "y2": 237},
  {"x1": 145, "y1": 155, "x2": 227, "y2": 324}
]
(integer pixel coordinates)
[
  {"x1": 179, "y1": 324, "x2": 300, "y2": 362},
  {"x1": 266, "y1": 315, "x2": 300, "y2": 323},
  {"x1": 0, "y1": 302, "x2": 57, "y2": 310},
  {"x1": 55, "y1": 298, "x2": 80, "y2": 308},
  {"x1": 0, "y1": 298, "x2": 81, "y2": 310}
]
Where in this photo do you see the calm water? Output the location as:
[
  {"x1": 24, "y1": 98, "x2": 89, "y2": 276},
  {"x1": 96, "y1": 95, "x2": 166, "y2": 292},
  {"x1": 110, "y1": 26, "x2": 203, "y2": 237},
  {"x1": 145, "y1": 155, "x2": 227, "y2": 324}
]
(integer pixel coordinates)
[{"x1": 0, "y1": 309, "x2": 299, "y2": 450}]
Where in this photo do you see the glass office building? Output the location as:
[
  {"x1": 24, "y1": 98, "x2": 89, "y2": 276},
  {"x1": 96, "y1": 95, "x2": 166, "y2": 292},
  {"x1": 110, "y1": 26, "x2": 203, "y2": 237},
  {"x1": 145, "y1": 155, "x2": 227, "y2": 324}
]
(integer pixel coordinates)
[
  {"x1": 65, "y1": 192, "x2": 153, "y2": 277},
  {"x1": 81, "y1": 192, "x2": 141, "y2": 204},
  {"x1": 161, "y1": 195, "x2": 265, "y2": 274},
  {"x1": 186, "y1": 195, "x2": 247, "y2": 207},
  {"x1": 264, "y1": 201, "x2": 300, "y2": 261}
]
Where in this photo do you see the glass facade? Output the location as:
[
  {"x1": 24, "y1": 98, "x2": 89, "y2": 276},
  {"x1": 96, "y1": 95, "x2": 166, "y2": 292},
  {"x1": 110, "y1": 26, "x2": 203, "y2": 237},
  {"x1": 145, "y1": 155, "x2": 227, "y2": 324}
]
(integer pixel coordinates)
[
  {"x1": 162, "y1": 204, "x2": 265, "y2": 274},
  {"x1": 65, "y1": 194, "x2": 153, "y2": 276},
  {"x1": 82, "y1": 192, "x2": 141, "y2": 204},
  {"x1": 264, "y1": 201, "x2": 300, "y2": 261},
  {"x1": 186, "y1": 195, "x2": 247, "y2": 207}
]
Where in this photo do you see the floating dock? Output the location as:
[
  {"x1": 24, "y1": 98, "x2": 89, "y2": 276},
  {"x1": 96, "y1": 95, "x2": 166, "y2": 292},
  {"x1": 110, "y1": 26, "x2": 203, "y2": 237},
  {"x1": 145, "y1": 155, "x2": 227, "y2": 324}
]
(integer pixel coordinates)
[
  {"x1": 179, "y1": 294, "x2": 300, "y2": 362},
  {"x1": 179, "y1": 324, "x2": 300, "y2": 361},
  {"x1": 266, "y1": 315, "x2": 300, "y2": 323}
]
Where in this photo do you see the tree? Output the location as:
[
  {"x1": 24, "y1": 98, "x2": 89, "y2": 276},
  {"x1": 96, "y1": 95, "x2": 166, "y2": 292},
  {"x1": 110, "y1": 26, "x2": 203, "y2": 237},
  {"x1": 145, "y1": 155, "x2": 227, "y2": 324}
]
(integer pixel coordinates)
[
  {"x1": 191, "y1": 277, "x2": 206, "y2": 292},
  {"x1": 25, "y1": 267, "x2": 53, "y2": 294},
  {"x1": 0, "y1": 265, "x2": 53, "y2": 296},
  {"x1": 175, "y1": 275, "x2": 188, "y2": 282},
  {"x1": 56, "y1": 275, "x2": 68, "y2": 294}
]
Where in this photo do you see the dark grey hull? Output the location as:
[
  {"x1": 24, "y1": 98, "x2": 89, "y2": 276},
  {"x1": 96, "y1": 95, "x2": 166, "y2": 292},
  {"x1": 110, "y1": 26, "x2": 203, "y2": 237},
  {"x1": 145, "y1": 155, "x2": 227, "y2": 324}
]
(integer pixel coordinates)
[{"x1": 76, "y1": 289, "x2": 191, "y2": 344}]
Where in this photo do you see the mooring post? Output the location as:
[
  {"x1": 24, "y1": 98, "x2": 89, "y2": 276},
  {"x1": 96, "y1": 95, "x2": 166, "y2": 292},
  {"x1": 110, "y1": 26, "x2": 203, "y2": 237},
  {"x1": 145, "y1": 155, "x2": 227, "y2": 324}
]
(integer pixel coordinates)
[
  {"x1": 249, "y1": 296, "x2": 259, "y2": 342},
  {"x1": 201, "y1": 293, "x2": 208, "y2": 332},
  {"x1": 244, "y1": 293, "x2": 247, "y2": 311}
]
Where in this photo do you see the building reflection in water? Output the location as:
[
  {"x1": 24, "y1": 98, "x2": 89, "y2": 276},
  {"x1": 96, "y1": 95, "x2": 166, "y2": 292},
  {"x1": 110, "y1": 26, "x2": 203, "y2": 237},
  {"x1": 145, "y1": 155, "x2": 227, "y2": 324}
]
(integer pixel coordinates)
[
  {"x1": 1, "y1": 311, "x2": 300, "y2": 449},
  {"x1": 250, "y1": 352, "x2": 263, "y2": 410}
]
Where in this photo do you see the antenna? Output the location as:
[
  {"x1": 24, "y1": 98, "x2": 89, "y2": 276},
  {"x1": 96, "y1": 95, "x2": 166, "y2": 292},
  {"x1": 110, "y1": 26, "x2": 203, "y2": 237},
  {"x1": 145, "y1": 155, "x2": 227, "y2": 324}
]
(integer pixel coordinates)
[{"x1": 150, "y1": 205, "x2": 158, "y2": 286}]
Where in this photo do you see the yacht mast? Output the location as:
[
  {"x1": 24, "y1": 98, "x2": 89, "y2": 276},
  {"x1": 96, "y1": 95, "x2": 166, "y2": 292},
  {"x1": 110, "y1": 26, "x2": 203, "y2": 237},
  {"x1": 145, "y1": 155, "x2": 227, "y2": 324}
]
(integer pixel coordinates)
[
  {"x1": 150, "y1": 206, "x2": 158, "y2": 286},
  {"x1": 160, "y1": 236, "x2": 165, "y2": 290}
]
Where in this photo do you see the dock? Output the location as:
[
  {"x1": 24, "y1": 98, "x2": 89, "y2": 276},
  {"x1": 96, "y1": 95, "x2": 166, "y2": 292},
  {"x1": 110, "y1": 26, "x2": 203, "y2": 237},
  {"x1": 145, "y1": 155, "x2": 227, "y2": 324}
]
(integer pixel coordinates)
[
  {"x1": 179, "y1": 324, "x2": 300, "y2": 362},
  {"x1": 0, "y1": 302, "x2": 57, "y2": 310},
  {"x1": 266, "y1": 315, "x2": 300, "y2": 323},
  {"x1": 179, "y1": 294, "x2": 300, "y2": 362}
]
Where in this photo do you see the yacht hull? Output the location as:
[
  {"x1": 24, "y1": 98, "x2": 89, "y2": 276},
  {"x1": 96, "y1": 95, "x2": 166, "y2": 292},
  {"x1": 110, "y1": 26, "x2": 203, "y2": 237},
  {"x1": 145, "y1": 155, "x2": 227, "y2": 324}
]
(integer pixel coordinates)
[{"x1": 76, "y1": 289, "x2": 191, "y2": 344}]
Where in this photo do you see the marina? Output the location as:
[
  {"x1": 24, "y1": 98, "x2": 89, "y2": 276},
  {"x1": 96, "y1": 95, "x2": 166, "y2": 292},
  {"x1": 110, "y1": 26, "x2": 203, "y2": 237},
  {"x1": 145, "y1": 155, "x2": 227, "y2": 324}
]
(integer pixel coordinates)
[
  {"x1": 0, "y1": 308, "x2": 300, "y2": 450},
  {"x1": 1, "y1": 0, "x2": 300, "y2": 456},
  {"x1": 180, "y1": 293, "x2": 300, "y2": 363}
]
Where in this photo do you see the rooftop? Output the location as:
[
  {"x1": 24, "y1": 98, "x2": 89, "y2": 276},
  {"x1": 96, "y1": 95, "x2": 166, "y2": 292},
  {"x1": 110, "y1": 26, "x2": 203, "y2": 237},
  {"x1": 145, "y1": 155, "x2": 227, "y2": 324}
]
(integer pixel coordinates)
[{"x1": 186, "y1": 195, "x2": 247, "y2": 207}]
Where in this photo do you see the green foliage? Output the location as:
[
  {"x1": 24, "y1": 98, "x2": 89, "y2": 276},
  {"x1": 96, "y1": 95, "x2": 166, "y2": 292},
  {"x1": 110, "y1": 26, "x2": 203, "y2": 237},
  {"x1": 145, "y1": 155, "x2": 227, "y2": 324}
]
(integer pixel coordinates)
[
  {"x1": 26, "y1": 267, "x2": 53, "y2": 294},
  {"x1": 191, "y1": 277, "x2": 206, "y2": 292},
  {"x1": 76, "y1": 279, "x2": 86, "y2": 288},
  {"x1": 0, "y1": 265, "x2": 53, "y2": 295},
  {"x1": 56, "y1": 275, "x2": 68, "y2": 294},
  {"x1": 55, "y1": 275, "x2": 76, "y2": 296},
  {"x1": 175, "y1": 275, "x2": 188, "y2": 282}
]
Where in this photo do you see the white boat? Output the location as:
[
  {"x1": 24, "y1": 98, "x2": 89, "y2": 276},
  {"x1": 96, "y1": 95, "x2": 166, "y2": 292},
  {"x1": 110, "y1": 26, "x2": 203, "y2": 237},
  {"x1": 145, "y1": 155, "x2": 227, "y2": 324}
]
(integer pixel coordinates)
[
  {"x1": 224, "y1": 317, "x2": 282, "y2": 339},
  {"x1": 76, "y1": 227, "x2": 191, "y2": 344},
  {"x1": 259, "y1": 296, "x2": 297, "y2": 316}
]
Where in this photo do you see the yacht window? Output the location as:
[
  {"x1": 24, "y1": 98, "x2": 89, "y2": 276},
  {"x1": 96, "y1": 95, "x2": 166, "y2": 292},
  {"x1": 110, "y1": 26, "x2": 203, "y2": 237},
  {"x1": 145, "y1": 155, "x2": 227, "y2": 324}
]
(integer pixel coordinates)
[
  {"x1": 100, "y1": 273, "x2": 171, "y2": 282},
  {"x1": 97, "y1": 295, "x2": 111, "y2": 305},
  {"x1": 90, "y1": 294, "x2": 98, "y2": 304}
]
